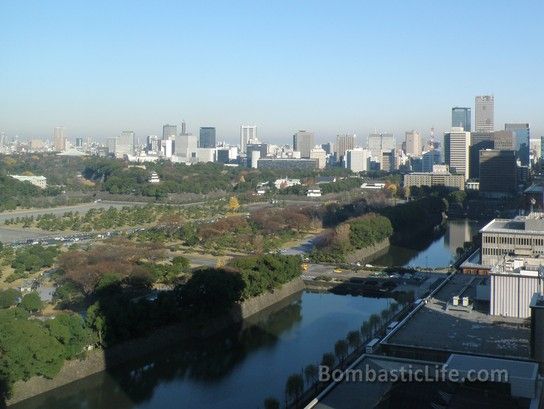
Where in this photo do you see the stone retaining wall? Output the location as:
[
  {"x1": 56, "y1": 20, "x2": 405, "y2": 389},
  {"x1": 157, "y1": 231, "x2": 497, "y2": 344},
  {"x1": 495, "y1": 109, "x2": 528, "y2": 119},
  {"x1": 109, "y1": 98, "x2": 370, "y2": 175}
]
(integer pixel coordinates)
[{"x1": 7, "y1": 277, "x2": 305, "y2": 406}]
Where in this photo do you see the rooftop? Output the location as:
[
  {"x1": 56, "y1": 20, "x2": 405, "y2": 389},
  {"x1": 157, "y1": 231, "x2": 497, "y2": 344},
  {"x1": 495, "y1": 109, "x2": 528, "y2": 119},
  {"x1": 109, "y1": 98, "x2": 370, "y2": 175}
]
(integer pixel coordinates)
[
  {"x1": 383, "y1": 274, "x2": 531, "y2": 359},
  {"x1": 312, "y1": 354, "x2": 535, "y2": 409},
  {"x1": 480, "y1": 213, "x2": 544, "y2": 234}
]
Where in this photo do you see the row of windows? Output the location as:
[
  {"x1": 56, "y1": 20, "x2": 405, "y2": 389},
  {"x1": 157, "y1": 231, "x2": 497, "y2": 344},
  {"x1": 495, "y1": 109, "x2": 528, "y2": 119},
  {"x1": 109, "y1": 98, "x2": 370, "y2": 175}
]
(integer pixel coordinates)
[
  {"x1": 482, "y1": 247, "x2": 508, "y2": 256},
  {"x1": 483, "y1": 234, "x2": 544, "y2": 247}
]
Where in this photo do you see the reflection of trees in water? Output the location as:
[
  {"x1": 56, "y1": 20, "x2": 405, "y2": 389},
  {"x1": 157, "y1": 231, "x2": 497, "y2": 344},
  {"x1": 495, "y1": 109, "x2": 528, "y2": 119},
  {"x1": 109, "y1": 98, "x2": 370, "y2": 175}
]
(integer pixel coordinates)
[
  {"x1": 108, "y1": 299, "x2": 303, "y2": 404},
  {"x1": 11, "y1": 297, "x2": 304, "y2": 409}
]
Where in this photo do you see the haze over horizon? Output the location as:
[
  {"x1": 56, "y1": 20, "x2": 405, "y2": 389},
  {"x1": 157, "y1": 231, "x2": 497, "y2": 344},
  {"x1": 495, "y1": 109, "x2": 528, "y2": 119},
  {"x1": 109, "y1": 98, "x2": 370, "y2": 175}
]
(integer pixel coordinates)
[{"x1": 2, "y1": 0, "x2": 543, "y2": 144}]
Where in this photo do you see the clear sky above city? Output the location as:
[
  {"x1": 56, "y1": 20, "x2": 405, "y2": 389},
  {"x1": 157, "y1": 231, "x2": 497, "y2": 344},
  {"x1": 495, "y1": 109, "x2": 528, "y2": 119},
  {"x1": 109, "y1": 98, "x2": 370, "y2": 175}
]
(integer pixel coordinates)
[{"x1": 1, "y1": 0, "x2": 543, "y2": 145}]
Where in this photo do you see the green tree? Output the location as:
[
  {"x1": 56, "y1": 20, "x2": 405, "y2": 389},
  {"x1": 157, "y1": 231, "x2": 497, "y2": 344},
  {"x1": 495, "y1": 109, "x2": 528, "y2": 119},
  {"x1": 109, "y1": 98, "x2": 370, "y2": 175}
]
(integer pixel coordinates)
[
  {"x1": 0, "y1": 289, "x2": 21, "y2": 309},
  {"x1": 321, "y1": 352, "x2": 336, "y2": 371},
  {"x1": 334, "y1": 340, "x2": 349, "y2": 366},
  {"x1": 285, "y1": 373, "x2": 304, "y2": 404},
  {"x1": 263, "y1": 397, "x2": 280, "y2": 409},
  {"x1": 347, "y1": 330, "x2": 361, "y2": 352},
  {"x1": 304, "y1": 363, "x2": 319, "y2": 388},
  {"x1": 20, "y1": 292, "x2": 43, "y2": 313}
]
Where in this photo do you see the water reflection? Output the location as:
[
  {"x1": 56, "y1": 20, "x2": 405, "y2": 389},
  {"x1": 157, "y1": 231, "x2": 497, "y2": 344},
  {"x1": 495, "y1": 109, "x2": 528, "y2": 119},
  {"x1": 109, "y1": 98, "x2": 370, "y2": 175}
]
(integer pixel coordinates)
[
  {"x1": 371, "y1": 219, "x2": 483, "y2": 268},
  {"x1": 13, "y1": 292, "x2": 392, "y2": 409}
]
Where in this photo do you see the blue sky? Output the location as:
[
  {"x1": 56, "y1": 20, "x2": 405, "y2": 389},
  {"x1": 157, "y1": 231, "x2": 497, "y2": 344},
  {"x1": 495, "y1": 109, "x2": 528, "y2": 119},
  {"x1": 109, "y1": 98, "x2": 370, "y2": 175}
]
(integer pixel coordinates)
[{"x1": 1, "y1": 0, "x2": 543, "y2": 145}]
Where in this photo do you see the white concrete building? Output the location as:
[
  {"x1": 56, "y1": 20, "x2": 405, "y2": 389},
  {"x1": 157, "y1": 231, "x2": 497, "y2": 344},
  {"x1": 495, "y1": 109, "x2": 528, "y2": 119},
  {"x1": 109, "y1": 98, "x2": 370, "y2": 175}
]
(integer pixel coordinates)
[
  {"x1": 444, "y1": 127, "x2": 470, "y2": 180},
  {"x1": 240, "y1": 125, "x2": 257, "y2": 153},
  {"x1": 309, "y1": 146, "x2": 327, "y2": 169},
  {"x1": 274, "y1": 178, "x2": 301, "y2": 189},
  {"x1": 345, "y1": 148, "x2": 371, "y2": 172}
]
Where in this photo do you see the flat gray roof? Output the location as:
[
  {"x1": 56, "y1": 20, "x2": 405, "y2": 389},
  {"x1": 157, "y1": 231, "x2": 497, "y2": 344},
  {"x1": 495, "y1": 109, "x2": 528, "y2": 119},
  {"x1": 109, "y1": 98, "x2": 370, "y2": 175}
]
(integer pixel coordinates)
[
  {"x1": 313, "y1": 355, "x2": 441, "y2": 409},
  {"x1": 446, "y1": 354, "x2": 538, "y2": 380},
  {"x1": 384, "y1": 274, "x2": 531, "y2": 359}
]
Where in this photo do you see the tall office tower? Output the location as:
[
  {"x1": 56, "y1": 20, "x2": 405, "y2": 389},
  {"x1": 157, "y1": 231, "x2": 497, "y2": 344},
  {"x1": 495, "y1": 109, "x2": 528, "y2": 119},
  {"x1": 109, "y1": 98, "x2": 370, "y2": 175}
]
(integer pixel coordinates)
[
  {"x1": 199, "y1": 127, "x2": 216, "y2": 148},
  {"x1": 368, "y1": 133, "x2": 395, "y2": 159},
  {"x1": 444, "y1": 127, "x2": 470, "y2": 180},
  {"x1": 162, "y1": 124, "x2": 177, "y2": 140},
  {"x1": 475, "y1": 95, "x2": 494, "y2": 132},
  {"x1": 381, "y1": 149, "x2": 396, "y2": 172},
  {"x1": 345, "y1": 148, "x2": 371, "y2": 173},
  {"x1": 452, "y1": 107, "x2": 471, "y2": 131},
  {"x1": 334, "y1": 134, "x2": 356, "y2": 162},
  {"x1": 106, "y1": 137, "x2": 116, "y2": 154},
  {"x1": 53, "y1": 127, "x2": 66, "y2": 151},
  {"x1": 75, "y1": 137, "x2": 83, "y2": 148},
  {"x1": 180, "y1": 120, "x2": 187, "y2": 135},
  {"x1": 505, "y1": 123, "x2": 530, "y2": 166},
  {"x1": 479, "y1": 150, "x2": 517, "y2": 195},
  {"x1": 174, "y1": 133, "x2": 198, "y2": 158},
  {"x1": 469, "y1": 132, "x2": 494, "y2": 178},
  {"x1": 292, "y1": 130, "x2": 314, "y2": 158},
  {"x1": 422, "y1": 149, "x2": 441, "y2": 172},
  {"x1": 493, "y1": 130, "x2": 514, "y2": 151},
  {"x1": 115, "y1": 130, "x2": 136, "y2": 158},
  {"x1": 309, "y1": 146, "x2": 327, "y2": 169},
  {"x1": 147, "y1": 135, "x2": 160, "y2": 153},
  {"x1": 0, "y1": 132, "x2": 5, "y2": 146},
  {"x1": 240, "y1": 125, "x2": 257, "y2": 153},
  {"x1": 404, "y1": 130, "x2": 422, "y2": 156},
  {"x1": 321, "y1": 142, "x2": 333, "y2": 155},
  {"x1": 541, "y1": 137, "x2": 544, "y2": 164},
  {"x1": 530, "y1": 138, "x2": 541, "y2": 163}
]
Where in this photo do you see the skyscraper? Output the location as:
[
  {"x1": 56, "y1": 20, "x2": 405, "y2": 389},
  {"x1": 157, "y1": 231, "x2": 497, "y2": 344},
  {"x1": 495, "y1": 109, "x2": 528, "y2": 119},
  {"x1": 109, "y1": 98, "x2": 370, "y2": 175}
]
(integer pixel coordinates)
[
  {"x1": 479, "y1": 149, "x2": 517, "y2": 195},
  {"x1": 240, "y1": 125, "x2": 257, "y2": 153},
  {"x1": 162, "y1": 124, "x2": 177, "y2": 140},
  {"x1": 469, "y1": 132, "x2": 494, "y2": 178},
  {"x1": 334, "y1": 134, "x2": 356, "y2": 162},
  {"x1": 505, "y1": 123, "x2": 530, "y2": 166},
  {"x1": 199, "y1": 127, "x2": 216, "y2": 148},
  {"x1": 309, "y1": 146, "x2": 327, "y2": 169},
  {"x1": 444, "y1": 127, "x2": 470, "y2": 180},
  {"x1": 404, "y1": 130, "x2": 422, "y2": 156},
  {"x1": 293, "y1": 130, "x2": 314, "y2": 158},
  {"x1": 345, "y1": 148, "x2": 371, "y2": 173},
  {"x1": 493, "y1": 130, "x2": 514, "y2": 151},
  {"x1": 452, "y1": 107, "x2": 471, "y2": 131},
  {"x1": 175, "y1": 133, "x2": 197, "y2": 158},
  {"x1": 53, "y1": 127, "x2": 66, "y2": 151},
  {"x1": 367, "y1": 133, "x2": 394, "y2": 159},
  {"x1": 115, "y1": 130, "x2": 135, "y2": 158},
  {"x1": 475, "y1": 95, "x2": 494, "y2": 132},
  {"x1": 180, "y1": 120, "x2": 187, "y2": 136}
]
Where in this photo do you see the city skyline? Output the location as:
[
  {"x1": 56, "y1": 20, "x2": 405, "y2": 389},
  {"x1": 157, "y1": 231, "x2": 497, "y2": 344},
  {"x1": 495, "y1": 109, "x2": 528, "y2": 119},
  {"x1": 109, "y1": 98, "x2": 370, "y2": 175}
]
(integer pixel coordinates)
[{"x1": 2, "y1": 1, "x2": 544, "y2": 142}]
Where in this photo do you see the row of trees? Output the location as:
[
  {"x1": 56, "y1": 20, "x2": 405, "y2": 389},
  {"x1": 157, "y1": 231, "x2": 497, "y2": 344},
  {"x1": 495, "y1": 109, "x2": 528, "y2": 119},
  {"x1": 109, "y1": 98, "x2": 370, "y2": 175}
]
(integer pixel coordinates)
[
  {"x1": 266, "y1": 301, "x2": 404, "y2": 408},
  {"x1": 310, "y1": 213, "x2": 393, "y2": 262}
]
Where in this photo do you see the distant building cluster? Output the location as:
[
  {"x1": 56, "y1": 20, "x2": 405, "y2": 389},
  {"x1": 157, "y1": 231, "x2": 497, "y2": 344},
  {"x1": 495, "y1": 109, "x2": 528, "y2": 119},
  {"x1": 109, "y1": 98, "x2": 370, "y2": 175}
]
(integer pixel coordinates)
[{"x1": 0, "y1": 94, "x2": 538, "y2": 200}]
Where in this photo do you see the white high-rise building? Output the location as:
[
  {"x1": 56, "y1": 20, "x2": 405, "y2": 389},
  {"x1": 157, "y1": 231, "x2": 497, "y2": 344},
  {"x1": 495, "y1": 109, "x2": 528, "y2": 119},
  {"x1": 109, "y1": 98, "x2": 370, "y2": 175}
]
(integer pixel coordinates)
[
  {"x1": 115, "y1": 130, "x2": 135, "y2": 158},
  {"x1": 475, "y1": 95, "x2": 494, "y2": 132},
  {"x1": 161, "y1": 139, "x2": 173, "y2": 158},
  {"x1": 404, "y1": 130, "x2": 422, "y2": 156},
  {"x1": 368, "y1": 133, "x2": 395, "y2": 160},
  {"x1": 240, "y1": 125, "x2": 257, "y2": 153},
  {"x1": 309, "y1": 146, "x2": 327, "y2": 169},
  {"x1": 53, "y1": 127, "x2": 66, "y2": 151},
  {"x1": 444, "y1": 127, "x2": 471, "y2": 180},
  {"x1": 174, "y1": 133, "x2": 198, "y2": 158},
  {"x1": 345, "y1": 148, "x2": 371, "y2": 173}
]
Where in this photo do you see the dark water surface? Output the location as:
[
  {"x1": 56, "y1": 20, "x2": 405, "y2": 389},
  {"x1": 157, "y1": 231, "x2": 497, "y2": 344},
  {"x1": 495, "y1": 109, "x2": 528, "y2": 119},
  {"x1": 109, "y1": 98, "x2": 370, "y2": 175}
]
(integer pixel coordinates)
[
  {"x1": 13, "y1": 292, "x2": 393, "y2": 409},
  {"x1": 371, "y1": 219, "x2": 482, "y2": 268}
]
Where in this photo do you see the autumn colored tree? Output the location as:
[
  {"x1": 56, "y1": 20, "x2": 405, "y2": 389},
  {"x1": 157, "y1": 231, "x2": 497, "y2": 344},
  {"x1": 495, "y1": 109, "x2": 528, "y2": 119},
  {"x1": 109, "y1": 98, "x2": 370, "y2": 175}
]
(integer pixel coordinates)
[{"x1": 228, "y1": 196, "x2": 240, "y2": 212}]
